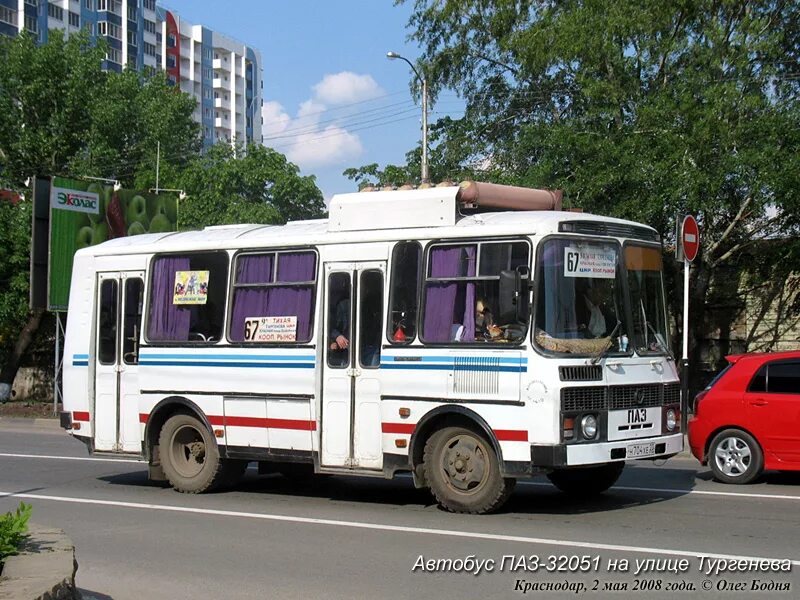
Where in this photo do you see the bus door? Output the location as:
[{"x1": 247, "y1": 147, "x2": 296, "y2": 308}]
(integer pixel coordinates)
[
  {"x1": 321, "y1": 262, "x2": 386, "y2": 470},
  {"x1": 94, "y1": 272, "x2": 144, "y2": 453}
]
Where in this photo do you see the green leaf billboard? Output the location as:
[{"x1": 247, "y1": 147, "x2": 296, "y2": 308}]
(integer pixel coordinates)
[{"x1": 47, "y1": 177, "x2": 178, "y2": 311}]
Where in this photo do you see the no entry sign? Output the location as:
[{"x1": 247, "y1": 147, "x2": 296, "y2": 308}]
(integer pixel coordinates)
[{"x1": 681, "y1": 215, "x2": 700, "y2": 263}]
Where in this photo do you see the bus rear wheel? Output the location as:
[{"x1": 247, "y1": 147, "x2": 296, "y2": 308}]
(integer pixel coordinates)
[
  {"x1": 546, "y1": 462, "x2": 624, "y2": 496},
  {"x1": 424, "y1": 426, "x2": 515, "y2": 514},
  {"x1": 159, "y1": 413, "x2": 234, "y2": 493}
]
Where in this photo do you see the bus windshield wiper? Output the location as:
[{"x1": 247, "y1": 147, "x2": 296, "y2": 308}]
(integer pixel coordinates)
[{"x1": 589, "y1": 320, "x2": 622, "y2": 365}]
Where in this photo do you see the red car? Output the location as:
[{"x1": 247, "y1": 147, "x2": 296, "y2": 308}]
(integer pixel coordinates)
[{"x1": 689, "y1": 351, "x2": 800, "y2": 484}]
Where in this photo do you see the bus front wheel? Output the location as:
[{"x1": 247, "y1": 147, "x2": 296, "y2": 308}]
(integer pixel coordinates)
[
  {"x1": 424, "y1": 426, "x2": 515, "y2": 514},
  {"x1": 159, "y1": 413, "x2": 234, "y2": 493},
  {"x1": 546, "y1": 462, "x2": 624, "y2": 496}
]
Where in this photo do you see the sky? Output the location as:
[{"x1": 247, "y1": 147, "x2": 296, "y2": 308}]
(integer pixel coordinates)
[{"x1": 161, "y1": 0, "x2": 465, "y2": 202}]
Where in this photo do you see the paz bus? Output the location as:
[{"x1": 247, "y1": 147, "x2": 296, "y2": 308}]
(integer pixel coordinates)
[{"x1": 61, "y1": 181, "x2": 681, "y2": 514}]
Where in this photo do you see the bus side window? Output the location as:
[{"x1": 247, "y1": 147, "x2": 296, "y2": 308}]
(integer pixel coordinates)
[
  {"x1": 146, "y1": 252, "x2": 228, "y2": 343},
  {"x1": 388, "y1": 241, "x2": 421, "y2": 344},
  {"x1": 98, "y1": 279, "x2": 118, "y2": 364}
]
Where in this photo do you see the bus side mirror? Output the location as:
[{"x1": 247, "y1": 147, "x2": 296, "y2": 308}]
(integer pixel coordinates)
[{"x1": 499, "y1": 268, "x2": 531, "y2": 324}]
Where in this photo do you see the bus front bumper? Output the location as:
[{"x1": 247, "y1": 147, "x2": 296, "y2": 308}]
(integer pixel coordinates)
[{"x1": 530, "y1": 433, "x2": 683, "y2": 468}]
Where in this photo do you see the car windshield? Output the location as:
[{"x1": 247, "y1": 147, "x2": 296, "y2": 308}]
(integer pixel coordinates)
[
  {"x1": 534, "y1": 238, "x2": 628, "y2": 355},
  {"x1": 625, "y1": 244, "x2": 669, "y2": 354}
]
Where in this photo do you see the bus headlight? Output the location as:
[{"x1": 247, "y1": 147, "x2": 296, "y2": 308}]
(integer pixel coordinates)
[
  {"x1": 581, "y1": 414, "x2": 598, "y2": 439},
  {"x1": 666, "y1": 408, "x2": 677, "y2": 432}
]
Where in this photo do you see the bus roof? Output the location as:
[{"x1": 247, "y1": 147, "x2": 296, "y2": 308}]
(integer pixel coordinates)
[{"x1": 78, "y1": 185, "x2": 659, "y2": 258}]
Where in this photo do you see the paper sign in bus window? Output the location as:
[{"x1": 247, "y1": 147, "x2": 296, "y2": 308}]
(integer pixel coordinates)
[
  {"x1": 173, "y1": 270, "x2": 209, "y2": 304},
  {"x1": 243, "y1": 316, "x2": 297, "y2": 342},
  {"x1": 564, "y1": 247, "x2": 616, "y2": 279}
]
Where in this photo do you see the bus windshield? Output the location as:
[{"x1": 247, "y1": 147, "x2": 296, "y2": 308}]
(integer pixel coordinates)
[
  {"x1": 625, "y1": 244, "x2": 669, "y2": 354},
  {"x1": 534, "y1": 238, "x2": 628, "y2": 355}
]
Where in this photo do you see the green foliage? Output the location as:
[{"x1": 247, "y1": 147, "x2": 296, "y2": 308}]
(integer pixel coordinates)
[
  {"x1": 0, "y1": 502, "x2": 32, "y2": 563},
  {"x1": 353, "y1": 0, "x2": 800, "y2": 358},
  {"x1": 179, "y1": 144, "x2": 325, "y2": 230},
  {"x1": 0, "y1": 196, "x2": 32, "y2": 365}
]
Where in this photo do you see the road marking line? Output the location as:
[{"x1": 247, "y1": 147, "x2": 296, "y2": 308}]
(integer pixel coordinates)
[
  {"x1": 3, "y1": 452, "x2": 800, "y2": 503},
  {"x1": 1, "y1": 490, "x2": 798, "y2": 566},
  {"x1": 516, "y1": 480, "x2": 800, "y2": 501},
  {"x1": 0, "y1": 452, "x2": 143, "y2": 464}
]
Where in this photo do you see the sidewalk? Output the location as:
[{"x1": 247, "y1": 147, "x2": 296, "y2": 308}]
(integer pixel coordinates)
[{"x1": 0, "y1": 416, "x2": 62, "y2": 429}]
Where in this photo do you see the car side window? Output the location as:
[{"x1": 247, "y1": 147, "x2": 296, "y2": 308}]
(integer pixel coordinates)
[
  {"x1": 748, "y1": 365, "x2": 767, "y2": 393},
  {"x1": 766, "y1": 361, "x2": 800, "y2": 394}
]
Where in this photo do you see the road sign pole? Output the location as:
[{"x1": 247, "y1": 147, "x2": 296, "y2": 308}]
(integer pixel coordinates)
[{"x1": 681, "y1": 258, "x2": 690, "y2": 431}]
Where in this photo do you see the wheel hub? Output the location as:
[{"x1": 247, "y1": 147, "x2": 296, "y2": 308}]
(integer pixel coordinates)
[{"x1": 441, "y1": 435, "x2": 488, "y2": 493}]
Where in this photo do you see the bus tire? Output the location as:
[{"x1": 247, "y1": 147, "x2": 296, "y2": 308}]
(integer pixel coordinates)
[
  {"x1": 424, "y1": 426, "x2": 515, "y2": 514},
  {"x1": 546, "y1": 462, "x2": 624, "y2": 496},
  {"x1": 159, "y1": 413, "x2": 227, "y2": 493}
]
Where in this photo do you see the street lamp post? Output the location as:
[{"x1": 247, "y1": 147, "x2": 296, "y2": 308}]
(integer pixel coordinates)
[{"x1": 386, "y1": 51, "x2": 429, "y2": 184}]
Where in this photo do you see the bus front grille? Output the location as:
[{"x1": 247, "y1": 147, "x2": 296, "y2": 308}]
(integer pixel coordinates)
[{"x1": 561, "y1": 383, "x2": 677, "y2": 412}]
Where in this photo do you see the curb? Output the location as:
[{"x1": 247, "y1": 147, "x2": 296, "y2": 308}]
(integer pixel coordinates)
[
  {"x1": 0, "y1": 524, "x2": 79, "y2": 600},
  {"x1": 0, "y1": 418, "x2": 61, "y2": 430}
]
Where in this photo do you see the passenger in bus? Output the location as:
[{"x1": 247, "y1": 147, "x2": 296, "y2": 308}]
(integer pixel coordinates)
[
  {"x1": 475, "y1": 298, "x2": 503, "y2": 341},
  {"x1": 329, "y1": 296, "x2": 350, "y2": 367},
  {"x1": 576, "y1": 280, "x2": 614, "y2": 338}
]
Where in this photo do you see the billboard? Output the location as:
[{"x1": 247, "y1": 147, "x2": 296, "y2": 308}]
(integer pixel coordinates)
[{"x1": 44, "y1": 177, "x2": 178, "y2": 311}]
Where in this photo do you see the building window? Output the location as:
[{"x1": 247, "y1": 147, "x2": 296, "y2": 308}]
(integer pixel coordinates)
[
  {"x1": 128, "y1": 30, "x2": 137, "y2": 46},
  {"x1": 167, "y1": 33, "x2": 176, "y2": 48},
  {"x1": 83, "y1": 22, "x2": 94, "y2": 35},
  {"x1": 203, "y1": 68, "x2": 212, "y2": 80},
  {"x1": 97, "y1": 0, "x2": 120, "y2": 14},
  {"x1": 167, "y1": 74, "x2": 177, "y2": 86},
  {"x1": 204, "y1": 108, "x2": 212, "y2": 119},
  {"x1": 84, "y1": 0, "x2": 92, "y2": 9},
  {"x1": 143, "y1": 0, "x2": 155, "y2": 11},
  {"x1": 143, "y1": 19, "x2": 156, "y2": 34},
  {"x1": 166, "y1": 54, "x2": 176, "y2": 68},
  {"x1": 203, "y1": 88, "x2": 212, "y2": 99},
  {"x1": 143, "y1": 42, "x2": 156, "y2": 57},
  {"x1": 25, "y1": 0, "x2": 38, "y2": 7},
  {"x1": 0, "y1": 6, "x2": 15, "y2": 26},
  {"x1": 127, "y1": 5, "x2": 137, "y2": 21},
  {"x1": 203, "y1": 48, "x2": 212, "y2": 61},
  {"x1": 105, "y1": 48, "x2": 121, "y2": 64},
  {"x1": 48, "y1": 3, "x2": 64, "y2": 20},
  {"x1": 68, "y1": 11, "x2": 80, "y2": 27},
  {"x1": 128, "y1": 55, "x2": 137, "y2": 69},
  {"x1": 25, "y1": 14, "x2": 37, "y2": 32},
  {"x1": 204, "y1": 127, "x2": 211, "y2": 139}
]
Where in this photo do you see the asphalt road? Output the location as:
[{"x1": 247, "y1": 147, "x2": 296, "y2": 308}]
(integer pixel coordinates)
[{"x1": 1, "y1": 420, "x2": 798, "y2": 600}]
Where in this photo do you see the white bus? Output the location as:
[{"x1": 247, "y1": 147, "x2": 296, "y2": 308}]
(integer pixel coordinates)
[{"x1": 61, "y1": 181, "x2": 682, "y2": 514}]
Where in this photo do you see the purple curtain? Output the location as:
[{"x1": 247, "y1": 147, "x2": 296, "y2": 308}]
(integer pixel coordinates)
[
  {"x1": 230, "y1": 252, "x2": 316, "y2": 342},
  {"x1": 147, "y1": 256, "x2": 191, "y2": 341},
  {"x1": 237, "y1": 254, "x2": 273, "y2": 284},
  {"x1": 423, "y1": 246, "x2": 476, "y2": 342}
]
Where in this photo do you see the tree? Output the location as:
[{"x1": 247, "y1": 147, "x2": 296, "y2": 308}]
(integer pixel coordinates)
[
  {"x1": 353, "y1": 0, "x2": 800, "y2": 378},
  {"x1": 178, "y1": 144, "x2": 325, "y2": 230},
  {"x1": 0, "y1": 31, "x2": 200, "y2": 396}
]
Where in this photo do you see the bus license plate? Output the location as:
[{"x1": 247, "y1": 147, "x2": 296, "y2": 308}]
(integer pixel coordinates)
[{"x1": 627, "y1": 442, "x2": 655, "y2": 458}]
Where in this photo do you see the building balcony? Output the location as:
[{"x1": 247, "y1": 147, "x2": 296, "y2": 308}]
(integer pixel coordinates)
[
  {"x1": 212, "y1": 78, "x2": 225, "y2": 88},
  {"x1": 212, "y1": 58, "x2": 223, "y2": 69}
]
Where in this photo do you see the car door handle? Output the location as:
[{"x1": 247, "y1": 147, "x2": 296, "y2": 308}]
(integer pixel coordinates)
[{"x1": 750, "y1": 400, "x2": 768, "y2": 407}]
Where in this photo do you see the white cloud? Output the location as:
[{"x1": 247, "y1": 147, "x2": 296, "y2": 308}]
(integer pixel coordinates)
[
  {"x1": 261, "y1": 72, "x2": 381, "y2": 169},
  {"x1": 313, "y1": 72, "x2": 383, "y2": 105}
]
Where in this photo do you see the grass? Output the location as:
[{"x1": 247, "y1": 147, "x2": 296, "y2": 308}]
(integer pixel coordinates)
[{"x1": 0, "y1": 502, "x2": 32, "y2": 569}]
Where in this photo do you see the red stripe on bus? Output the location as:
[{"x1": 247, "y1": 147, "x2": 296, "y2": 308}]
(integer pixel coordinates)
[
  {"x1": 207, "y1": 415, "x2": 316, "y2": 431},
  {"x1": 73, "y1": 411, "x2": 90, "y2": 422},
  {"x1": 382, "y1": 422, "x2": 416, "y2": 434},
  {"x1": 139, "y1": 413, "x2": 149, "y2": 424},
  {"x1": 494, "y1": 429, "x2": 528, "y2": 442}
]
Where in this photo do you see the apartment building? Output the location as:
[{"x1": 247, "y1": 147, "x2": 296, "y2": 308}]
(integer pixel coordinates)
[{"x1": 0, "y1": 0, "x2": 262, "y2": 148}]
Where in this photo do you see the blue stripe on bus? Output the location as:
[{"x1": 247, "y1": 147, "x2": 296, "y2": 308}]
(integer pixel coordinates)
[
  {"x1": 381, "y1": 355, "x2": 527, "y2": 365},
  {"x1": 380, "y1": 363, "x2": 526, "y2": 373},
  {"x1": 139, "y1": 353, "x2": 315, "y2": 361},
  {"x1": 138, "y1": 360, "x2": 314, "y2": 369},
  {"x1": 72, "y1": 361, "x2": 88, "y2": 367},
  {"x1": 73, "y1": 354, "x2": 89, "y2": 359}
]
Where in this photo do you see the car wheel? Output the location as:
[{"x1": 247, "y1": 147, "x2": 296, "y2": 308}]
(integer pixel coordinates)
[
  {"x1": 708, "y1": 429, "x2": 763, "y2": 484},
  {"x1": 424, "y1": 426, "x2": 515, "y2": 514}
]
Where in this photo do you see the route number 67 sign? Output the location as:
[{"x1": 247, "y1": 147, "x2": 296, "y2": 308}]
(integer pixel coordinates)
[{"x1": 243, "y1": 316, "x2": 297, "y2": 342}]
